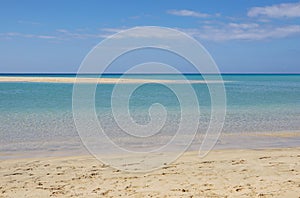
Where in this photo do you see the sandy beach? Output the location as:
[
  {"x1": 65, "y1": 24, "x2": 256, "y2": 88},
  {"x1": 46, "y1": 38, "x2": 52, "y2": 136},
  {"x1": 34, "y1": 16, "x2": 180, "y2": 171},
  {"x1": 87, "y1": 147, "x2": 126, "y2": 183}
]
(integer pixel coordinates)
[
  {"x1": 0, "y1": 76, "x2": 226, "y2": 84},
  {"x1": 0, "y1": 148, "x2": 299, "y2": 198}
]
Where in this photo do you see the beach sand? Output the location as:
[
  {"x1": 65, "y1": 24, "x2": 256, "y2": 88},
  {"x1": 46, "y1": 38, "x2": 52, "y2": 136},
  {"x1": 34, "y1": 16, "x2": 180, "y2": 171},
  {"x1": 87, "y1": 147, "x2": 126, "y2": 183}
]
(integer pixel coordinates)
[
  {"x1": 0, "y1": 148, "x2": 299, "y2": 197},
  {"x1": 0, "y1": 76, "x2": 226, "y2": 84}
]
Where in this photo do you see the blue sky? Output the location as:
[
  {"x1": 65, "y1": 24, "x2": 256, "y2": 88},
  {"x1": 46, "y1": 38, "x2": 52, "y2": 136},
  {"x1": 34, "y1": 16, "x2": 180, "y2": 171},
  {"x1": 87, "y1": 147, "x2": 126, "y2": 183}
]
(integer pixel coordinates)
[{"x1": 0, "y1": 0, "x2": 300, "y2": 73}]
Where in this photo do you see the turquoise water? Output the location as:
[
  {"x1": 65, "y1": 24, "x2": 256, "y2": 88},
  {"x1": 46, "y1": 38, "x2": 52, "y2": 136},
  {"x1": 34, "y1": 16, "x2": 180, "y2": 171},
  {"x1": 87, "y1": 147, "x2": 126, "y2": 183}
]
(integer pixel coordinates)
[{"x1": 0, "y1": 74, "x2": 300, "y2": 157}]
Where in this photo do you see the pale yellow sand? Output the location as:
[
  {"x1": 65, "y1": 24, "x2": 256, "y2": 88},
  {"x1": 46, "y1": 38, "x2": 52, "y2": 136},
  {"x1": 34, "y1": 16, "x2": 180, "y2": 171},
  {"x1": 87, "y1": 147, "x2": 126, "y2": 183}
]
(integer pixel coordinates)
[
  {"x1": 0, "y1": 76, "x2": 227, "y2": 84},
  {"x1": 0, "y1": 148, "x2": 299, "y2": 197}
]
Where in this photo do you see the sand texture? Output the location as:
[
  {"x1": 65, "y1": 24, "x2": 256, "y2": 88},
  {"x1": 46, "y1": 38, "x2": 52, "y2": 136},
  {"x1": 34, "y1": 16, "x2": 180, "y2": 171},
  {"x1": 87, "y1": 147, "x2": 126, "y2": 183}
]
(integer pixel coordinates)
[{"x1": 0, "y1": 148, "x2": 299, "y2": 197}]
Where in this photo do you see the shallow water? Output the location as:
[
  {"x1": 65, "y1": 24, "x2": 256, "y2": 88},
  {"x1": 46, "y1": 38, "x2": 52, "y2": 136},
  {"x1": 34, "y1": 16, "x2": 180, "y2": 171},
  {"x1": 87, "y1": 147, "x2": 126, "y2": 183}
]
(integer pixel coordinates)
[{"x1": 0, "y1": 74, "x2": 299, "y2": 158}]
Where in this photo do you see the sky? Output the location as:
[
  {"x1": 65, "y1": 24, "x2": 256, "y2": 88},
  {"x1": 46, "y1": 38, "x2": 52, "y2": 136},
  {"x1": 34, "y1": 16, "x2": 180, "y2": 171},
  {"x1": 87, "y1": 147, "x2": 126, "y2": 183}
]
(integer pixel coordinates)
[{"x1": 0, "y1": 0, "x2": 300, "y2": 73}]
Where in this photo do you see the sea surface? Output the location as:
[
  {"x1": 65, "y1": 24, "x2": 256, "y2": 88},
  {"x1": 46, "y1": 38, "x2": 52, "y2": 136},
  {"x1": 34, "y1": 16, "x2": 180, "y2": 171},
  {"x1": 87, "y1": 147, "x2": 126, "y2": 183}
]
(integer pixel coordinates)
[{"x1": 0, "y1": 74, "x2": 299, "y2": 158}]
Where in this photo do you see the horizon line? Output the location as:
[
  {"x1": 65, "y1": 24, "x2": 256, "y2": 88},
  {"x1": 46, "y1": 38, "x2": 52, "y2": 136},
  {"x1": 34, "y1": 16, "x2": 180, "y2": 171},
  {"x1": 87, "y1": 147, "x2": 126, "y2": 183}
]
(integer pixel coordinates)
[{"x1": 0, "y1": 72, "x2": 300, "y2": 75}]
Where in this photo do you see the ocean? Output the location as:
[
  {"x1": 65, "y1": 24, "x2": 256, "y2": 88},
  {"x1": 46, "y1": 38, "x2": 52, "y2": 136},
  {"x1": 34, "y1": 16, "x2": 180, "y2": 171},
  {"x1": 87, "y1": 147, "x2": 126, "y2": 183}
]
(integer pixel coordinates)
[{"x1": 0, "y1": 74, "x2": 299, "y2": 158}]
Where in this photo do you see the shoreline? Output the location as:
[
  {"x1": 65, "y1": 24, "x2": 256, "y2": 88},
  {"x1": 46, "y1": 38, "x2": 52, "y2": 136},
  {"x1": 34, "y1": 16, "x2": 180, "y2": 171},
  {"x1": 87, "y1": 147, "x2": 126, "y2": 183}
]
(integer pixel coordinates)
[
  {"x1": 0, "y1": 147, "x2": 299, "y2": 197},
  {"x1": 1, "y1": 131, "x2": 300, "y2": 161},
  {"x1": 1, "y1": 130, "x2": 299, "y2": 160},
  {"x1": 0, "y1": 76, "x2": 228, "y2": 84}
]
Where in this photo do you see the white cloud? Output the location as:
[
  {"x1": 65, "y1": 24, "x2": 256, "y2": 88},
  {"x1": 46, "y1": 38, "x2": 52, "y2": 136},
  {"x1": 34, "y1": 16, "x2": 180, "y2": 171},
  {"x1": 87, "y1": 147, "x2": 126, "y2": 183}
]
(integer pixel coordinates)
[
  {"x1": 100, "y1": 28, "x2": 127, "y2": 33},
  {"x1": 56, "y1": 29, "x2": 69, "y2": 33},
  {"x1": 2, "y1": 23, "x2": 300, "y2": 42},
  {"x1": 36, "y1": 35, "x2": 57, "y2": 39},
  {"x1": 98, "y1": 24, "x2": 300, "y2": 41},
  {"x1": 228, "y1": 23, "x2": 259, "y2": 29},
  {"x1": 101, "y1": 27, "x2": 183, "y2": 39},
  {"x1": 248, "y1": 1, "x2": 300, "y2": 18},
  {"x1": 55, "y1": 29, "x2": 103, "y2": 39},
  {"x1": 167, "y1": 9, "x2": 210, "y2": 18},
  {"x1": 183, "y1": 24, "x2": 300, "y2": 41},
  {"x1": 0, "y1": 32, "x2": 56, "y2": 39},
  {"x1": 0, "y1": 29, "x2": 105, "y2": 41}
]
